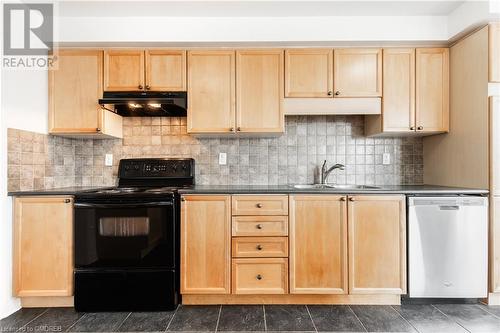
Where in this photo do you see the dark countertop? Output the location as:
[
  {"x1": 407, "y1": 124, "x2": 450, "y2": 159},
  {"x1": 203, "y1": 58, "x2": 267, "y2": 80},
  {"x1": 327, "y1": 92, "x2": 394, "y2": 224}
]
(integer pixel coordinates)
[
  {"x1": 9, "y1": 185, "x2": 489, "y2": 197},
  {"x1": 178, "y1": 185, "x2": 489, "y2": 195},
  {"x1": 8, "y1": 186, "x2": 112, "y2": 196}
]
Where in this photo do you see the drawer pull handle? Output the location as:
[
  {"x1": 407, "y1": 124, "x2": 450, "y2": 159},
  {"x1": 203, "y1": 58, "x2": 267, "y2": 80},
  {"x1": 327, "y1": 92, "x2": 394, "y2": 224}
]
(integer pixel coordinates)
[
  {"x1": 256, "y1": 224, "x2": 263, "y2": 229},
  {"x1": 256, "y1": 274, "x2": 263, "y2": 280},
  {"x1": 256, "y1": 203, "x2": 263, "y2": 208},
  {"x1": 256, "y1": 245, "x2": 263, "y2": 250}
]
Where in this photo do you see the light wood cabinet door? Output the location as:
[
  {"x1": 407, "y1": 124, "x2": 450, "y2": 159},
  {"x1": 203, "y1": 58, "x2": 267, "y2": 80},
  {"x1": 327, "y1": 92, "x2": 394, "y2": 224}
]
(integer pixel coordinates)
[
  {"x1": 49, "y1": 50, "x2": 103, "y2": 134},
  {"x1": 181, "y1": 195, "x2": 231, "y2": 294},
  {"x1": 334, "y1": 49, "x2": 382, "y2": 97},
  {"x1": 416, "y1": 48, "x2": 449, "y2": 133},
  {"x1": 348, "y1": 195, "x2": 406, "y2": 295},
  {"x1": 146, "y1": 50, "x2": 186, "y2": 91},
  {"x1": 13, "y1": 196, "x2": 74, "y2": 297},
  {"x1": 382, "y1": 48, "x2": 416, "y2": 132},
  {"x1": 285, "y1": 49, "x2": 333, "y2": 97},
  {"x1": 490, "y1": 23, "x2": 500, "y2": 82},
  {"x1": 104, "y1": 50, "x2": 145, "y2": 91},
  {"x1": 187, "y1": 51, "x2": 235, "y2": 133},
  {"x1": 236, "y1": 50, "x2": 284, "y2": 133},
  {"x1": 289, "y1": 195, "x2": 348, "y2": 294}
]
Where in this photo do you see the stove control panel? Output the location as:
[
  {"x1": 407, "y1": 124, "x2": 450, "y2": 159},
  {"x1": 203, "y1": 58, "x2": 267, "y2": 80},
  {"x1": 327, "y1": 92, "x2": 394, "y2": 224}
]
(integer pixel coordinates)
[{"x1": 119, "y1": 158, "x2": 194, "y2": 178}]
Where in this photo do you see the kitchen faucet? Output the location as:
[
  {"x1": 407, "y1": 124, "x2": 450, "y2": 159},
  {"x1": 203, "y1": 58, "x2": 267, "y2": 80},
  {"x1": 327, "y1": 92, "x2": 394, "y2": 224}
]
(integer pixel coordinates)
[{"x1": 320, "y1": 160, "x2": 345, "y2": 185}]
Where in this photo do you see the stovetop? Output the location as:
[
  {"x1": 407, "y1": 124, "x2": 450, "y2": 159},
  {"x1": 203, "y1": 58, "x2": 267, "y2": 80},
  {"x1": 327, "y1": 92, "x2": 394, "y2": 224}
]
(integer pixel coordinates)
[
  {"x1": 87, "y1": 186, "x2": 191, "y2": 195},
  {"x1": 75, "y1": 158, "x2": 195, "y2": 202}
]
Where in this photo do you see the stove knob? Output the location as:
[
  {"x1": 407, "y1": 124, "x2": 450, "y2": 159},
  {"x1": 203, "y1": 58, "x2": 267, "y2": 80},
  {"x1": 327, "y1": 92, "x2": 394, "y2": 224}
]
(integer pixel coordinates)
[
  {"x1": 134, "y1": 165, "x2": 139, "y2": 170},
  {"x1": 125, "y1": 165, "x2": 130, "y2": 170}
]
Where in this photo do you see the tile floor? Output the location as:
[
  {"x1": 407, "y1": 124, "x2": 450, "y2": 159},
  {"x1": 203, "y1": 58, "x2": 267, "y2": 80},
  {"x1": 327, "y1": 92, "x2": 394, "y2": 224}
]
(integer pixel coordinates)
[{"x1": 1, "y1": 304, "x2": 500, "y2": 332}]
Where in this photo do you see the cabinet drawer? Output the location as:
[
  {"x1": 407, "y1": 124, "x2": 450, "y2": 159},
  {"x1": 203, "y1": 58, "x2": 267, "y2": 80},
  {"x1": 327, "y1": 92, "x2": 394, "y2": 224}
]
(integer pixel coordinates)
[
  {"x1": 232, "y1": 237, "x2": 288, "y2": 258},
  {"x1": 232, "y1": 258, "x2": 288, "y2": 294},
  {"x1": 232, "y1": 216, "x2": 288, "y2": 236},
  {"x1": 232, "y1": 195, "x2": 288, "y2": 216}
]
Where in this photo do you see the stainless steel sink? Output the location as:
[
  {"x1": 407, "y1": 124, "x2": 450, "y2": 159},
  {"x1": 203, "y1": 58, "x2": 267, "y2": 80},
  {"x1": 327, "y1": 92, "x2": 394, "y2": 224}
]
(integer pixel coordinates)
[
  {"x1": 329, "y1": 184, "x2": 380, "y2": 190},
  {"x1": 291, "y1": 184, "x2": 380, "y2": 190},
  {"x1": 291, "y1": 184, "x2": 334, "y2": 189}
]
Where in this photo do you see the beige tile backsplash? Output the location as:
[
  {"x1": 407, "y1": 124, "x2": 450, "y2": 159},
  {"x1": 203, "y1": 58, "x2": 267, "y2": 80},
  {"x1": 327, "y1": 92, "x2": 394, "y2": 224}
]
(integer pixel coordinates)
[{"x1": 7, "y1": 115, "x2": 423, "y2": 191}]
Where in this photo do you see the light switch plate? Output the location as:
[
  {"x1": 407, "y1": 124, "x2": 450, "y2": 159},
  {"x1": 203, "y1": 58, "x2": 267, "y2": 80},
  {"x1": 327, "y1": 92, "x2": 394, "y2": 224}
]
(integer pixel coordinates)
[
  {"x1": 383, "y1": 153, "x2": 391, "y2": 165},
  {"x1": 219, "y1": 152, "x2": 227, "y2": 165},
  {"x1": 105, "y1": 154, "x2": 113, "y2": 166}
]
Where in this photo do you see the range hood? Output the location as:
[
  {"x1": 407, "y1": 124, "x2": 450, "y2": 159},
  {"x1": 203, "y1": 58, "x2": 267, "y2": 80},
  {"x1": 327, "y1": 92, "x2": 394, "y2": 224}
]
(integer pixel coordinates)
[{"x1": 99, "y1": 91, "x2": 187, "y2": 117}]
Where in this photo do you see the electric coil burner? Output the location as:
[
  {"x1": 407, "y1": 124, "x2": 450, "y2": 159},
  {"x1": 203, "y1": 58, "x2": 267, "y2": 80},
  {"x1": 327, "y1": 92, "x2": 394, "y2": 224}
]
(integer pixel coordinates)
[{"x1": 73, "y1": 158, "x2": 194, "y2": 312}]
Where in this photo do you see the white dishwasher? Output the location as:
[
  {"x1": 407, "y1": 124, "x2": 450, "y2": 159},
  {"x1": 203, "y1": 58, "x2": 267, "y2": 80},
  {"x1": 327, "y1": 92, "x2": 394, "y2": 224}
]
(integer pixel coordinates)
[{"x1": 408, "y1": 196, "x2": 488, "y2": 298}]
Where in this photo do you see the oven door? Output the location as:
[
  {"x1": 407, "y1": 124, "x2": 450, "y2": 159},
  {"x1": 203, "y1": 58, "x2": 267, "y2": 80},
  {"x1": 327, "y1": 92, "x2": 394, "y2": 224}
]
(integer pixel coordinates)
[{"x1": 74, "y1": 200, "x2": 175, "y2": 269}]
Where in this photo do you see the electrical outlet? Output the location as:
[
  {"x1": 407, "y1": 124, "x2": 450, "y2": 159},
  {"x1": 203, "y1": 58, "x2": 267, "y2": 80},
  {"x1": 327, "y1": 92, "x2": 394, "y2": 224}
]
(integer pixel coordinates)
[
  {"x1": 382, "y1": 153, "x2": 391, "y2": 165},
  {"x1": 105, "y1": 154, "x2": 113, "y2": 166},
  {"x1": 218, "y1": 152, "x2": 227, "y2": 165}
]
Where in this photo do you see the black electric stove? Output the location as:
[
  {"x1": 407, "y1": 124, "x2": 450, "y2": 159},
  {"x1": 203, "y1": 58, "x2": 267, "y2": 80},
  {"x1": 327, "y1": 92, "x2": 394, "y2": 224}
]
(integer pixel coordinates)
[{"x1": 73, "y1": 158, "x2": 194, "y2": 312}]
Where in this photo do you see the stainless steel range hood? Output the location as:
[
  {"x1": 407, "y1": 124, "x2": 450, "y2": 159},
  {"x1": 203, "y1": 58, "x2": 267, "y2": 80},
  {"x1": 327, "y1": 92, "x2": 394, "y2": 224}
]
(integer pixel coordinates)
[{"x1": 99, "y1": 91, "x2": 187, "y2": 117}]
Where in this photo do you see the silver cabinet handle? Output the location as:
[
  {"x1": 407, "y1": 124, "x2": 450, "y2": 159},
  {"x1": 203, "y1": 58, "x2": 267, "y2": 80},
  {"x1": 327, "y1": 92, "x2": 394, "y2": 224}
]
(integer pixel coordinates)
[
  {"x1": 256, "y1": 224, "x2": 263, "y2": 229},
  {"x1": 256, "y1": 245, "x2": 263, "y2": 250},
  {"x1": 64, "y1": 199, "x2": 71, "y2": 203},
  {"x1": 256, "y1": 203, "x2": 263, "y2": 208},
  {"x1": 256, "y1": 274, "x2": 263, "y2": 280}
]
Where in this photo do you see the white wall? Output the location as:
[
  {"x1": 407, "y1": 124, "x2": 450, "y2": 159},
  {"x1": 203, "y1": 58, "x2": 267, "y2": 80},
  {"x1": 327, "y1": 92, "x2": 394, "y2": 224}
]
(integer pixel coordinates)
[{"x1": 0, "y1": 68, "x2": 48, "y2": 319}]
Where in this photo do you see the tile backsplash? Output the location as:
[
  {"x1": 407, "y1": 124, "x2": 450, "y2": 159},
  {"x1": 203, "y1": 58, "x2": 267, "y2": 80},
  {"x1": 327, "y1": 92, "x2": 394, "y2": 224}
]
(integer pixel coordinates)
[{"x1": 7, "y1": 115, "x2": 423, "y2": 191}]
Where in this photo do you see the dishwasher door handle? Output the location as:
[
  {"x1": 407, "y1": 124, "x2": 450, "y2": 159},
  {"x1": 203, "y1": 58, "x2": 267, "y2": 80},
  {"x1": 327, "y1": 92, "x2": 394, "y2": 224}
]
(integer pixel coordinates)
[{"x1": 439, "y1": 205, "x2": 460, "y2": 210}]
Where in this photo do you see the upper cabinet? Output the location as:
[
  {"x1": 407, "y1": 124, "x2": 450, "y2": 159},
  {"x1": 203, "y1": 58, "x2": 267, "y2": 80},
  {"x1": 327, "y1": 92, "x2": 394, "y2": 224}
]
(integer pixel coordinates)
[
  {"x1": 104, "y1": 50, "x2": 145, "y2": 91},
  {"x1": 365, "y1": 48, "x2": 415, "y2": 135},
  {"x1": 334, "y1": 49, "x2": 383, "y2": 97},
  {"x1": 49, "y1": 50, "x2": 122, "y2": 138},
  {"x1": 236, "y1": 50, "x2": 284, "y2": 133},
  {"x1": 283, "y1": 48, "x2": 381, "y2": 98},
  {"x1": 366, "y1": 47, "x2": 449, "y2": 136},
  {"x1": 490, "y1": 23, "x2": 500, "y2": 83},
  {"x1": 285, "y1": 49, "x2": 333, "y2": 97},
  {"x1": 146, "y1": 50, "x2": 187, "y2": 91},
  {"x1": 382, "y1": 48, "x2": 416, "y2": 133},
  {"x1": 104, "y1": 49, "x2": 186, "y2": 91},
  {"x1": 187, "y1": 50, "x2": 284, "y2": 134},
  {"x1": 416, "y1": 48, "x2": 449, "y2": 133},
  {"x1": 187, "y1": 50, "x2": 236, "y2": 134}
]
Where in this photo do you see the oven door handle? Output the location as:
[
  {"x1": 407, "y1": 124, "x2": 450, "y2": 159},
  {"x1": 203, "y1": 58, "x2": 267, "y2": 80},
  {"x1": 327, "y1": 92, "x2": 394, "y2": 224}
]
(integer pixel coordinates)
[{"x1": 74, "y1": 201, "x2": 174, "y2": 209}]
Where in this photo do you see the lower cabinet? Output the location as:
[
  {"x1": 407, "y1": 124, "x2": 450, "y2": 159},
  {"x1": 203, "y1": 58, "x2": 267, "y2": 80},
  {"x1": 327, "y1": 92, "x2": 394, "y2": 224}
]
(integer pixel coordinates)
[
  {"x1": 348, "y1": 195, "x2": 407, "y2": 294},
  {"x1": 232, "y1": 258, "x2": 288, "y2": 294},
  {"x1": 13, "y1": 196, "x2": 74, "y2": 297},
  {"x1": 180, "y1": 194, "x2": 407, "y2": 301},
  {"x1": 180, "y1": 195, "x2": 231, "y2": 294},
  {"x1": 289, "y1": 195, "x2": 348, "y2": 294}
]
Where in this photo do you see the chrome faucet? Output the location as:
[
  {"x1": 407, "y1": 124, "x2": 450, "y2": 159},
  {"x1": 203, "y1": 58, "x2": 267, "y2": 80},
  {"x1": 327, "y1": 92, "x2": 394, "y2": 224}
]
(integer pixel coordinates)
[{"x1": 320, "y1": 160, "x2": 345, "y2": 185}]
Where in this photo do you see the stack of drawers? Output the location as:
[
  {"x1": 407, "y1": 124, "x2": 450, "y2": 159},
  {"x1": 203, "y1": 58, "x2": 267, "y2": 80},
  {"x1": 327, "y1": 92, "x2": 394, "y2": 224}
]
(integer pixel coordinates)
[{"x1": 231, "y1": 195, "x2": 289, "y2": 294}]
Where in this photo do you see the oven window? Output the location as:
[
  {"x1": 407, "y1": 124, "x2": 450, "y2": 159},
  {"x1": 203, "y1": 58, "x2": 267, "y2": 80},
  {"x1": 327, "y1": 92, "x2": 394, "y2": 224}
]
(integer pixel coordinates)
[{"x1": 99, "y1": 217, "x2": 150, "y2": 237}]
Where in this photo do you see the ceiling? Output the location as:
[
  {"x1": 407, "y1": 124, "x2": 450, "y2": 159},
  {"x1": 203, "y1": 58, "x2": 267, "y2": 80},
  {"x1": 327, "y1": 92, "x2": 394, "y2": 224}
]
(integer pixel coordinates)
[{"x1": 58, "y1": 1, "x2": 467, "y2": 17}]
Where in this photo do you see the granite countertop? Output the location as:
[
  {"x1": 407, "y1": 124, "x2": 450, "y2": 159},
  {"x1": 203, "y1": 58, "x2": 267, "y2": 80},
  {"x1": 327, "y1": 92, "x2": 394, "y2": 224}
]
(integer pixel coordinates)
[
  {"x1": 178, "y1": 185, "x2": 489, "y2": 195},
  {"x1": 8, "y1": 186, "x2": 113, "y2": 196},
  {"x1": 8, "y1": 184, "x2": 489, "y2": 197}
]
